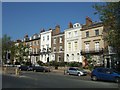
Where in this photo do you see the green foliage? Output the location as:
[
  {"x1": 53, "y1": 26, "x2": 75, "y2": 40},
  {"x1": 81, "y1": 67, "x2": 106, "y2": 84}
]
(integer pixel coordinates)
[
  {"x1": 15, "y1": 62, "x2": 20, "y2": 65},
  {"x1": 93, "y1": 2, "x2": 120, "y2": 57},
  {"x1": 58, "y1": 62, "x2": 66, "y2": 67},
  {"x1": 25, "y1": 62, "x2": 32, "y2": 66},
  {"x1": 87, "y1": 64, "x2": 94, "y2": 71},
  {"x1": 37, "y1": 61, "x2": 44, "y2": 66},
  {"x1": 14, "y1": 42, "x2": 30, "y2": 63},
  {"x1": 2, "y1": 34, "x2": 16, "y2": 64},
  {"x1": 67, "y1": 62, "x2": 82, "y2": 67}
]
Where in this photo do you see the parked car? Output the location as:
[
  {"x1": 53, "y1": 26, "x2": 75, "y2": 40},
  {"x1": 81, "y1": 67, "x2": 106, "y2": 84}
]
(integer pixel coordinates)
[
  {"x1": 32, "y1": 66, "x2": 50, "y2": 72},
  {"x1": 67, "y1": 67, "x2": 87, "y2": 76},
  {"x1": 91, "y1": 67, "x2": 120, "y2": 83},
  {"x1": 19, "y1": 65, "x2": 29, "y2": 71},
  {"x1": 27, "y1": 66, "x2": 33, "y2": 71}
]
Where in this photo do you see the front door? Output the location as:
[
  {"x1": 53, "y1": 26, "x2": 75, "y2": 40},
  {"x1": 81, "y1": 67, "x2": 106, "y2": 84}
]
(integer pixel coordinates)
[
  {"x1": 107, "y1": 58, "x2": 110, "y2": 68},
  {"x1": 47, "y1": 57, "x2": 49, "y2": 62}
]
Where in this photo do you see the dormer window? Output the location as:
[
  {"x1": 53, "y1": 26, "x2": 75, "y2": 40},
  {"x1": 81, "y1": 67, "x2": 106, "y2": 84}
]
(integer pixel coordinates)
[
  {"x1": 73, "y1": 23, "x2": 81, "y2": 28},
  {"x1": 74, "y1": 25, "x2": 76, "y2": 28}
]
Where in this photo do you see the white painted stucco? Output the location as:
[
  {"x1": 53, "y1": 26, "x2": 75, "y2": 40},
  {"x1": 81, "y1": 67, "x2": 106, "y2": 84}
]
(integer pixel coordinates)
[
  {"x1": 64, "y1": 23, "x2": 82, "y2": 62},
  {"x1": 40, "y1": 30, "x2": 55, "y2": 63}
]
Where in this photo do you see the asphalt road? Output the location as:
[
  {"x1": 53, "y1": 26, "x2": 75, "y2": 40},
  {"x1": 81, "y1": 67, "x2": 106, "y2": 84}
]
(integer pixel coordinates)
[{"x1": 2, "y1": 71, "x2": 119, "y2": 88}]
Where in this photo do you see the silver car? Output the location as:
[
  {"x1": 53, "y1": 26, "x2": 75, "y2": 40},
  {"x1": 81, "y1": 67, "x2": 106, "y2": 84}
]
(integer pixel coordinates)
[{"x1": 67, "y1": 67, "x2": 87, "y2": 76}]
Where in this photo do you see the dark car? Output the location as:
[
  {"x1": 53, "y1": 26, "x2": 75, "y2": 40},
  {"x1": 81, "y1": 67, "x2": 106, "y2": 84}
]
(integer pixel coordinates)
[
  {"x1": 67, "y1": 67, "x2": 87, "y2": 76},
  {"x1": 19, "y1": 65, "x2": 29, "y2": 71},
  {"x1": 32, "y1": 66, "x2": 50, "y2": 72},
  {"x1": 27, "y1": 66, "x2": 33, "y2": 71},
  {"x1": 91, "y1": 67, "x2": 120, "y2": 83},
  {"x1": 19, "y1": 65, "x2": 33, "y2": 71}
]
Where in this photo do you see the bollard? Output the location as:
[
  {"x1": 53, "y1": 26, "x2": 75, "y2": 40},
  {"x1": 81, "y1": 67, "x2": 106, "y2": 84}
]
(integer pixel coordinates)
[
  {"x1": 15, "y1": 68, "x2": 19, "y2": 76},
  {"x1": 4, "y1": 67, "x2": 7, "y2": 74},
  {"x1": 64, "y1": 70, "x2": 66, "y2": 75}
]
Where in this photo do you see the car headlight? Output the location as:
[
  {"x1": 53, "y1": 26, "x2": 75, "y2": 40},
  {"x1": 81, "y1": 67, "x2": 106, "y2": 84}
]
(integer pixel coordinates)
[{"x1": 80, "y1": 72, "x2": 84, "y2": 75}]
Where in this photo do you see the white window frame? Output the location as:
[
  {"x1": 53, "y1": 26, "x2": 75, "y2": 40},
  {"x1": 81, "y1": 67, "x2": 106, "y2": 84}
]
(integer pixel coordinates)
[
  {"x1": 95, "y1": 29, "x2": 99, "y2": 36},
  {"x1": 46, "y1": 44, "x2": 49, "y2": 49},
  {"x1": 43, "y1": 36, "x2": 45, "y2": 41},
  {"x1": 47, "y1": 35, "x2": 49, "y2": 41},
  {"x1": 74, "y1": 41, "x2": 78, "y2": 51},
  {"x1": 95, "y1": 42, "x2": 100, "y2": 52},
  {"x1": 54, "y1": 38, "x2": 56, "y2": 44},
  {"x1": 60, "y1": 37, "x2": 62, "y2": 43},
  {"x1": 74, "y1": 31, "x2": 77, "y2": 36},
  {"x1": 53, "y1": 47, "x2": 56, "y2": 52},
  {"x1": 68, "y1": 32, "x2": 71, "y2": 38},
  {"x1": 68, "y1": 42, "x2": 71, "y2": 51},
  {"x1": 85, "y1": 43, "x2": 89, "y2": 53},
  {"x1": 59, "y1": 46, "x2": 63, "y2": 51}
]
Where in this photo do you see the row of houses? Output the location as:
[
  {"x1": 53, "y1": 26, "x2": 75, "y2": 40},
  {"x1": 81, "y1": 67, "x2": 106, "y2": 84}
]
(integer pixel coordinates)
[{"x1": 15, "y1": 16, "x2": 116, "y2": 68}]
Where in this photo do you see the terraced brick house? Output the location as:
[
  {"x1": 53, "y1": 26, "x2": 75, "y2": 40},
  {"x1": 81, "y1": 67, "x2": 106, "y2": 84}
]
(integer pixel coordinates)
[
  {"x1": 29, "y1": 33, "x2": 40, "y2": 65},
  {"x1": 52, "y1": 25, "x2": 64, "y2": 62}
]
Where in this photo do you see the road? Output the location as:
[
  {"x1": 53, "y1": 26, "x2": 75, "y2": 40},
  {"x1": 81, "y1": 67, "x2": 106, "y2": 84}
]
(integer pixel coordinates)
[{"x1": 2, "y1": 71, "x2": 119, "y2": 88}]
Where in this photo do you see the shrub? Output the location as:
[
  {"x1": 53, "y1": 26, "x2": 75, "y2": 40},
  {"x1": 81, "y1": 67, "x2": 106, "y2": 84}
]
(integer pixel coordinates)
[
  {"x1": 58, "y1": 62, "x2": 66, "y2": 67},
  {"x1": 88, "y1": 64, "x2": 94, "y2": 71},
  {"x1": 67, "y1": 62, "x2": 82, "y2": 67},
  {"x1": 15, "y1": 62, "x2": 20, "y2": 65},
  {"x1": 37, "y1": 61, "x2": 44, "y2": 66},
  {"x1": 25, "y1": 62, "x2": 32, "y2": 66}
]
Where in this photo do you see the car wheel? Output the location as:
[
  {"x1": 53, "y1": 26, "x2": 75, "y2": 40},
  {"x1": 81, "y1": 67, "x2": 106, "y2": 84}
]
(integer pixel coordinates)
[
  {"x1": 115, "y1": 77, "x2": 120, "y2": 83},
  {"x1": 77, "y1": 73, "x2": 81, "y2": 76},
  {"x1": 92, "y1": 76, "x2": 97, "y2": 81}
]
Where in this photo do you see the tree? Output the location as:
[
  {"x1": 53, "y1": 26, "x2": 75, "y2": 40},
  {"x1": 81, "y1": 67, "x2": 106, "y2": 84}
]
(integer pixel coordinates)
[
  {"x1": 93, "y1": 2, "x2": 120, "y2": 57},
  {"x1": 14, "y1": 42, "x2": 30, "y2": 64},
  {"x1": 2, "y1": 34, "x2": 16, "y2": 64}
]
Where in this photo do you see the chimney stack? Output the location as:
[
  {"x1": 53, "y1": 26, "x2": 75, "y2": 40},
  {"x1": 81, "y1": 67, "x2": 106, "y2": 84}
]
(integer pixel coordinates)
[
  {"x1": 55, "y1": 25, "x2": 60, "y2": 35},
  {"x1": 86, "y1": 16, "x2": 93, "y2": 26},
  {"x1": 68, "y1": 22, "x2": 73, "y2": 28}
]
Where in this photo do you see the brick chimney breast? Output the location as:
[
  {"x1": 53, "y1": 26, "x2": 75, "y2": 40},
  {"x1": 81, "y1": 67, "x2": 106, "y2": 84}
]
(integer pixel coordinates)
[
  {"x1": 55, "y1": 25, "x2": 60, "y2": 35},
  {"x1": 68, "y1": 22, "x2": 73, "y2": 28},
  {"x1": 86, "y1": 16, "x2": 93, "y2": 26}
]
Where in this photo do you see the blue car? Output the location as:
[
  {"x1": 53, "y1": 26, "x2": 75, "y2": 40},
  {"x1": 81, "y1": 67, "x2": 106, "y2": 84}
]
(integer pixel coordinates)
[{"x1": 91, "y1": 67, "x2": 120, "y2": 83}]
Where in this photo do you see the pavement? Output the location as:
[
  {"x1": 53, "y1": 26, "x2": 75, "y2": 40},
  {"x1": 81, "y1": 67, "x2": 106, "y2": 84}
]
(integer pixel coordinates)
[{"x1": 1, "y1": 66, "x2": 92, "y2": 77}]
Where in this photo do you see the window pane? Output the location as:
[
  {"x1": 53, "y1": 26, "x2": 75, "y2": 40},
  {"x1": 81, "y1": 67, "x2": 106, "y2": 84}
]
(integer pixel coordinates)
[
  {"x1": 86, "y1": 31, "x2": 89, "y2": 37},
  {"x1": 54, "y1": 38, "x2": 56, "y2": 44},
  {"x1": 95, "y1": 42, "x2": 100, "y2": 52},
  {"x1": 95, "y1": 29, "x2": 99, "y2": 36}
]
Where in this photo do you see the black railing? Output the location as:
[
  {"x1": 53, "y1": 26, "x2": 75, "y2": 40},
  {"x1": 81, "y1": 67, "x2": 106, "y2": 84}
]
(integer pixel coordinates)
[
  {"x1": 81, "y1": 48, "x2": 104, "y2": 55},
  {"x1": 40, "y1": 48, "x2": 51, "y2": 55}
]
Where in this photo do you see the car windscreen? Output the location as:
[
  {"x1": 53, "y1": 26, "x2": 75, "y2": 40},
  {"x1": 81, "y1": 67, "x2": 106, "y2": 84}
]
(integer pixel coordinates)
[{"x1": 110, "y1": 69, "x2": 120, "y2": 74}]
